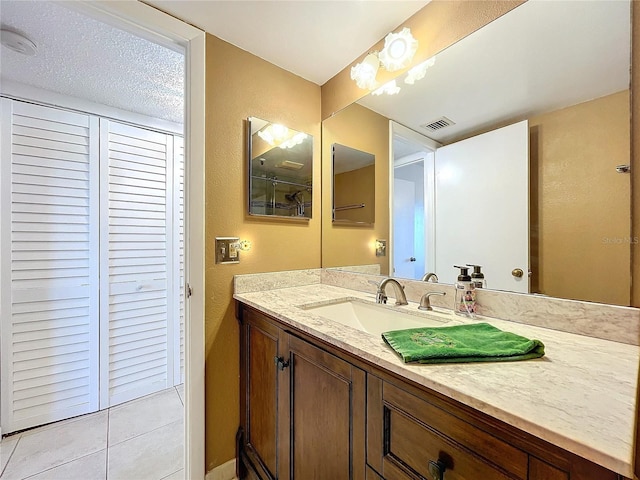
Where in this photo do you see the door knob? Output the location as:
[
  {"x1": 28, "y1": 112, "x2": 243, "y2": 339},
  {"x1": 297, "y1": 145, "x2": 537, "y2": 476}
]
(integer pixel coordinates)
[
  {"x1": 512, "y1": 268, "x2": 524, "y2": 278},
  {"x1": 409, "y1": 257, "x2": 416, "y2": 262}
]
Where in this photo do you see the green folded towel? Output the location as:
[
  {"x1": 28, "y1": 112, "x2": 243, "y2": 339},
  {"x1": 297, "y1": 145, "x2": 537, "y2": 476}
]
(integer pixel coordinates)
[{"x1": 382, "y1": 322, "x2": 545, "y2": 364}]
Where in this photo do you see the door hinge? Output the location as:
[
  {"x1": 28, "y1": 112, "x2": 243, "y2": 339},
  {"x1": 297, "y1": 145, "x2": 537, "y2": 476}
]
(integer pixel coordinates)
[{"x1": 186, "y1": 283, "x2": 193, "y2": 298}]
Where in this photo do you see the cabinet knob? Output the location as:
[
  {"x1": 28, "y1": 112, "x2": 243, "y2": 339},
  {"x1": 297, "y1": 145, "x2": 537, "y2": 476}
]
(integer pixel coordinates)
[
  {"x1": 427, "y1": 460, "x2": 446, "y2": 480},
  {"x1": 274, "y1": 356, "x2": 290, "y2": 371},
  {"x1": 409, "y1": 257, "x2": 417, "y2": 262}
]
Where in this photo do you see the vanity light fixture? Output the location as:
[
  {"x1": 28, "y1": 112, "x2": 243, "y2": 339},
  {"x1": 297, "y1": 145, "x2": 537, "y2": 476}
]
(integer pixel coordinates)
[
  {"x1": 404, "y1": 56, "x2": 436, "y2": 85},
  {"x1": 350, "y1": 52, "x2": 380, "y2": 90},
  {"x1": 257, "y1": 124, "x2": 307, "y2": 149},
  {"x1": 372, "y1": 80, "x2": 401, "y2": 96},
  {"x1": 278, "y1": 132, "x2": 308, "y2": 149},
  {"x1": 379, "y1": 28, "x2": 418, "y2": 72},
  {"x1": 257, "y1": 123, "x2": 289, "y2": 146},
  {"x1": 351, "y1": 28, "x2": 419, "y2": 91},
  {"x1": 371, "y1": 80, "x2": 400, "y2": 95}
]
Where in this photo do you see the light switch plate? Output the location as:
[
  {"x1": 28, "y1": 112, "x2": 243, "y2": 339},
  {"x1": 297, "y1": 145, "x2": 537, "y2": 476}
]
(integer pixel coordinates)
[{"x1": 216, "y1": 237, "x2": 240, "y2": 264}]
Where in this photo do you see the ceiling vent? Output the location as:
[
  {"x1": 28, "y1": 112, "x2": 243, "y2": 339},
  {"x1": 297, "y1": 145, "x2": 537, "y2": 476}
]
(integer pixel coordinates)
[{"x1": 421, "y1": 116, "x2": 455, "y2": 132}]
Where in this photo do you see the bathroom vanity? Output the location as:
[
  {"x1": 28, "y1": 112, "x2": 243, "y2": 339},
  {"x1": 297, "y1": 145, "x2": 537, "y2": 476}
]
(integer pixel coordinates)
[{"x1": 234, "y1": 272, "x2": 639, "y2": 480}]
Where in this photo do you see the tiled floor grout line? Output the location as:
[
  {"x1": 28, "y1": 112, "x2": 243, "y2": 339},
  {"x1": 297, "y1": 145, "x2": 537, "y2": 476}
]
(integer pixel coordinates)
[
  {"x1": 20, "y1": 449, "x2": 107, "y2": 480},
  {"x1": 107, "y1": 417, "x2": 184, "y2": 449},
  {"x1": 0, "y1": 436, "x2": 20, "y2": 479}
]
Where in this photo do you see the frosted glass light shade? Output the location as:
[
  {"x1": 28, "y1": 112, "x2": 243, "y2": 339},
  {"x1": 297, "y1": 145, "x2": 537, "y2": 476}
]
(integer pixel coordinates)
[
  {"x1": 258, "y1": 124, "x2": 289, "y2": 146},
  {"x1": 372, "y1": 80, "x2": 401, "y2": 96},
  {"x1": 350, "y1": 52, "x2": 380, "y2": 90},
  {"x1": 379, "y1": 28, "x2": 418, "y2": 72},
  {"x1": 405, "y1": 56, "x2": 436, "y2": 85}
]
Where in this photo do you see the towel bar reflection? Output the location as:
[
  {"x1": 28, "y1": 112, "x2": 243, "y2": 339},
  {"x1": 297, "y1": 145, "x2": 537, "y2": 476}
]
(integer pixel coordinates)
[{"x1": 335, "y1": 203, "x2": 365, "y2": 211}]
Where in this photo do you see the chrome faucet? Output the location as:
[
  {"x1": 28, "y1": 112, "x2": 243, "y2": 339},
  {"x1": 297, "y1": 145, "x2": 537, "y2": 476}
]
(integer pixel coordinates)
[
  {"x1": 376, "y1": 278, "x2": 408, "y2": 306},
  {"x1": 418, "y1": 291, "x2": 446, "y2": 311},
  {"x1": 421, "y1": 272, "x2": 439, "y2": 282}
]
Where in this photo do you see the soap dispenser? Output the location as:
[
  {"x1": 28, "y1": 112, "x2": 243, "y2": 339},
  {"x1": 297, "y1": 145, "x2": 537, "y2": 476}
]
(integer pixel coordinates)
[
  {"x1": 454, "y1": 265, "x2": 476, "y2": 317},
  {"x1": 467, "y1": 264, "x2": 486, "y2": 289}
]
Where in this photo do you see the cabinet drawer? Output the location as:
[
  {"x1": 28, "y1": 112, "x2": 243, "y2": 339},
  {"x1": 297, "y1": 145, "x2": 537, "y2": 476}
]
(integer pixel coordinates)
[{"x1": 381, "y1": 382, "x2": 527, "y2": 480}]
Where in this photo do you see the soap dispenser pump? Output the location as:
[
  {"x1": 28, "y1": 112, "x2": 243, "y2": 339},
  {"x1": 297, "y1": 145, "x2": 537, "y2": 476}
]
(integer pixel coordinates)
[
  {"x1": 454, "y1": 265, "x2": 476, "y2": 317},
  {"x1": 467, "y1": 264, "x2": 486, "y2": 289}
]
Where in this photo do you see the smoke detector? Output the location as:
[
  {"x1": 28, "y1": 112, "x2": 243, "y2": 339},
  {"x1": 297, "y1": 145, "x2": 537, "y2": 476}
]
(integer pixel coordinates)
[{"x1": 1, "y1": 29, "x2": 38, "y2": 56}]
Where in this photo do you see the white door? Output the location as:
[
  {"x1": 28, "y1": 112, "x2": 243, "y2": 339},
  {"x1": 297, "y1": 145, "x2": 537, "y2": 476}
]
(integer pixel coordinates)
[
  {"x1": 99, "y1": 119, "x2": 178, "y2": 408},
  {"x1": 434, "y1": 121, "x2": 529, "y2": 292},
  {"x1": 174, "y1": 136, "x2": 185, "y2": 384},
  {"x1": 393, "y1": 177, "x2": 417, "y2": 278},
  {"x1": 0, "y1": 99, "x2": 100, "y2": 433}
]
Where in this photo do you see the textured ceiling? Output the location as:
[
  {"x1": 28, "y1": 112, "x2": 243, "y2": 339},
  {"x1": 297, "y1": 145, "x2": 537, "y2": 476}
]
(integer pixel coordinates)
[{"x1": 0, "y1": 1, "x2": 185, "y2": 124}]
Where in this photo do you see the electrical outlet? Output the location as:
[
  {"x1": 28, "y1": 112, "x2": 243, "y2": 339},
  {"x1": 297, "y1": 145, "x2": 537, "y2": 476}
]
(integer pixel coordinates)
[{"x1": 216, "y1": 237, "x2": 240, "y2": 264}]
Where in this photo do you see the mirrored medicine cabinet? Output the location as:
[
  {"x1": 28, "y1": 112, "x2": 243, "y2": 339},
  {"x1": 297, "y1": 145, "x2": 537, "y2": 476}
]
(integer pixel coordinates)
[
  {"x1": 247, "y1": 116, "x2": 313, "y2": 219},
  {"x1": 332, "y1": 143, "x2": 375, "y2": 224}
]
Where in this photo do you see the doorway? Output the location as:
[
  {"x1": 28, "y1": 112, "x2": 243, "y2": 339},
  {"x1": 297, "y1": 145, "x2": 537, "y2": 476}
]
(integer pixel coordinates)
[
  {"x1": 0, "y1": 1, "x2": 205, "y2": 478},
  {"x1": 390, "y1": 122, "x2": 438, "y2": 280}
]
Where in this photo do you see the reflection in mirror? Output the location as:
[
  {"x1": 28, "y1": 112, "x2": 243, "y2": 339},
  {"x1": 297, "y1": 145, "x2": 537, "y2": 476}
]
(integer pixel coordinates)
[
  {"x1": 332, "y1": 143, "x2": 375, "y2": 224},
  {"x1": 322, "y1": 0, "x2": 631, "y2": 305},
  {"x1": 248, "y1": 117, "x2": 313, "y2": 219}
]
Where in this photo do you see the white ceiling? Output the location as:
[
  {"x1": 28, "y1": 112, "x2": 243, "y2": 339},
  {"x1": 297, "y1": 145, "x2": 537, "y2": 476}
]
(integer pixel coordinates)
[
  {"x1": 145, "y1": 0, "x2": 429, "y2": 85},
  {"x1": 0, "y1": 1, "x2": 185, "y2": 124},
  {"x1": 362, "y1": 0, "x2": 631, "y2": 146}
]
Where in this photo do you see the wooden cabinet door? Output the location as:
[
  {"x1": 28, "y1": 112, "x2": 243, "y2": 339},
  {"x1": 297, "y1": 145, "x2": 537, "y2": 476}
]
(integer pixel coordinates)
[
  {"x1": 240, "y1": 309, "x2": 284, "y2": 480},
  {"x1": 281, "y1": 334, "x2": 366, "y2": 480}
]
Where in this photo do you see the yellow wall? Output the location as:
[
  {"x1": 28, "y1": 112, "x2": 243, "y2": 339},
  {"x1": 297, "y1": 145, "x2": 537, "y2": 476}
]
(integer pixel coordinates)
[
  {"x1": 322, "y1": 104, "x2": 389, "y2": 274},
  {"x1": 529, "y1": 91, "x2": 631, "y2": 305},
  {"x1": 205, "y1": 34, "x2": 321, "y2": 470},
  {"x1": 334, "y1": 164, "x2": 375, "y2": 223}
]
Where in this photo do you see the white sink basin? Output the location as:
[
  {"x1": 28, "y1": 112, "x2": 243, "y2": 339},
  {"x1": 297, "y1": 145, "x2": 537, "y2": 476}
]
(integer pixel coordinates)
[{"x1": 302, "y1": 298, "x2": 452, "y2": 337}]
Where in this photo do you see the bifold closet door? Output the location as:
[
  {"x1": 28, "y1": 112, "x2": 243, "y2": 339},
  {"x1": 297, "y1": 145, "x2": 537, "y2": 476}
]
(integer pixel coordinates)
[
  {"x1": 0, "y1": 99, "x2": 100, "y2": 434},
  {"x1": 99, "y1": 119, "x2": 178, "y2": 408},
  {"x1": 175, "y1": 136, "x2": 185, "y2": 384}
]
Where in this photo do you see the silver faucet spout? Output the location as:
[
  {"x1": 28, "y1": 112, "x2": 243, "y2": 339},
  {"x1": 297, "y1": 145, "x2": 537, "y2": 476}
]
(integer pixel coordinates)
[
  {"x1": 376, "y1": 278, "x2": 408, "y2": 306},
  {"x1": 421, "y1": 272, "x2": 439, "y2": 282}
]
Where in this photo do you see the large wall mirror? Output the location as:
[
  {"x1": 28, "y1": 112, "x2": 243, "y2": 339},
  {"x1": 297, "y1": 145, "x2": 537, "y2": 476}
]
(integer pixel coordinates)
[
  {"x1": 332, "y1": 143, "x2": 375, "y2": 224},
  {"x1": 248, "y1": 117, "x2": 313, "y2": 219},
  {"x1": 321, "y1": 0, "x2": 632, "y2": 305}
]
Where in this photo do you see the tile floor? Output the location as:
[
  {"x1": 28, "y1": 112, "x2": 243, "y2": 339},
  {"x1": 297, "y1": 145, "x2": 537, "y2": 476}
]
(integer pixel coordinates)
[{"x1": 0, "y1": 385, "x2": 184, "y2": 480}]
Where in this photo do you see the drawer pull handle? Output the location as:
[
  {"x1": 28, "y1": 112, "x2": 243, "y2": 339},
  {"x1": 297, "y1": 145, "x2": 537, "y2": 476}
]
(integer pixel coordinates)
[
  {"x1": 274, "y1": 356, "x2": 290, "y2": 371},
  {"x1": 428, "y1": 460, "x2": 446, "y2": 480}
]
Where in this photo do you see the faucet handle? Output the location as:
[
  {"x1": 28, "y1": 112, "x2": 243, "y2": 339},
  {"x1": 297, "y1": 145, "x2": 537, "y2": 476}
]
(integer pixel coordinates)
[{"x1": 418, "y1": 291, "x2": 446, "y2": 311}]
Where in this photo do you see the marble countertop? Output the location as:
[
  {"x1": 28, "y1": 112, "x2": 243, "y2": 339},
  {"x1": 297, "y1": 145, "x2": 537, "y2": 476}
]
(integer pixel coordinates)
[{"x1": 234, "y1": 283, "x2": 639, "y2": 477}]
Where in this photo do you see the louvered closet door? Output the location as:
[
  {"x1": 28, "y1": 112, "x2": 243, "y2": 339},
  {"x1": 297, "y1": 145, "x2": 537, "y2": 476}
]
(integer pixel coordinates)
[
  {"x1": 0, "y1": 99, "x2": 100, "y2": 433},
  {"x1": 99, "y1": 119, "x2": 177, "y2": 408},
  {"x1": 174, "y1": 136, "x2": 185, "y2": 384}
]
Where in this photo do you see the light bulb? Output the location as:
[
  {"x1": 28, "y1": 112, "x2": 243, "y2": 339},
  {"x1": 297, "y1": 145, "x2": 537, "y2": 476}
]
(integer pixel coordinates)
[
  {"x1": 379, "y1": 28, "x2": 418, "y2": 72},
  {"x1": 350, "y1": 52, "x2": 380, "y2": 90}
]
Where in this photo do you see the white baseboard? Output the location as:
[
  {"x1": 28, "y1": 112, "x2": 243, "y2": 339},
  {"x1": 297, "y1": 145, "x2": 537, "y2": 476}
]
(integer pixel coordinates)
[{"x1": 205, "y1": 459, "x2": 236, "y2": 480}]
